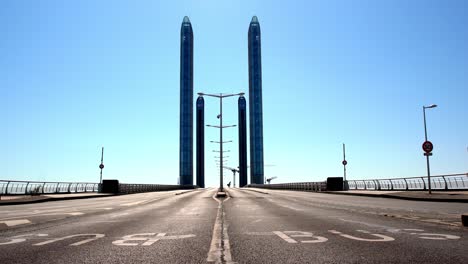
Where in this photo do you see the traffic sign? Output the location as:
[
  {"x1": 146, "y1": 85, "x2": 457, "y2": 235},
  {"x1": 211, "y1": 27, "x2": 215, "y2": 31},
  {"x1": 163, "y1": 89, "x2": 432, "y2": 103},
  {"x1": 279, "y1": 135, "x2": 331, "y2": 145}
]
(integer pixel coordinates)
[
  {"x1": 99, "y1": 164, "x2": 104, "y2": 169},
  {"x1": 342, "y1": 160, "x2": 347, "y2": 166},
  {"x1": 423, "y1": 152, "x2": 433, "y2": 156},
  {"x1": 422, "y1": 141, "x2": 433, "y2": 153}
]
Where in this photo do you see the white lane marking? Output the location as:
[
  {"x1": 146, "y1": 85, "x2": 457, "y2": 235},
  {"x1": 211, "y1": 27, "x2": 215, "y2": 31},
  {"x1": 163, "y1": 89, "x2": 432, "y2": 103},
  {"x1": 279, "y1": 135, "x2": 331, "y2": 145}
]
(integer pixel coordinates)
[
  {"x1": 0, "y1": 219, "x2": 31, "y2": 227},
  {"x1": 33, "y1": 234, "x2": 105, "y2": 246},
  {"x1": 329, "y1": 230, "x2": 395, "y2": 242},
  {"x1": 0, "y1": 234, "x2": 48, "y2": 245},
  {"x1": 207, "y1": 193, "x2": 234, "y2": 263},
  {"x1": 112, "y1": 233, "x2": 196, "y2": 246},
  {"x1": 273, "y1": 231, "x2": 298, "y2": 243},
  {"x1": 96, "y1": 207, "x2": 113, "y2": 210}
]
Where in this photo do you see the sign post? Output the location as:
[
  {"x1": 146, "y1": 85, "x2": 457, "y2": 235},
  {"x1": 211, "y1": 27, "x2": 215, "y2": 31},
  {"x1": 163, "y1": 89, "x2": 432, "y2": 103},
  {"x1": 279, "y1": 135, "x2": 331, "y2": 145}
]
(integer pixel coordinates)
[
  {"x1": 342, "y1": 143, "x2": 347, "y2": 190},
  {"x1": 422, "y1": 140, "x2": 433, "y2": 193},
  {"x1": 99, "y1": 147, "x2": 104, "y2": 184}
]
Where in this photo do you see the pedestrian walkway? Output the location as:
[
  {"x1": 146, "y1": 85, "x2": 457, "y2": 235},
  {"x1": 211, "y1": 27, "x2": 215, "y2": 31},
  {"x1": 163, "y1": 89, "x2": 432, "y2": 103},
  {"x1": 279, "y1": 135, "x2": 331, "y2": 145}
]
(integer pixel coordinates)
[
  {"x1": 0, "y1": 193, "x2": 113, "y2": 205},
  {"x1": 325, "y1": 190, "x2": 468, "y2": 203}
]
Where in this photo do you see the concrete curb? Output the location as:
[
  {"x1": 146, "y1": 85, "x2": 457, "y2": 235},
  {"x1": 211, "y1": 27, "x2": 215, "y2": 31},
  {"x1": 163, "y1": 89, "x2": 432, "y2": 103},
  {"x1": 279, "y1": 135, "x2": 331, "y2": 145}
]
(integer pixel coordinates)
[
  {"x1": 323, "y1": 191, "x2": 468, "y2": 203},
  {"x1": 0, "y1": 194, "x2": 115, "y2": 206}
]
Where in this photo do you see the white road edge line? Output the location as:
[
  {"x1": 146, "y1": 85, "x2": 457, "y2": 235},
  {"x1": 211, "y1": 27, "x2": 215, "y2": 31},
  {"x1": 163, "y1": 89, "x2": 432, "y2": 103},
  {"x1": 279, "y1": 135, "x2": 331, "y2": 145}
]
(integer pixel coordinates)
[{"x1": 207, "y1": 192, "x2": 234, "y2": 263}]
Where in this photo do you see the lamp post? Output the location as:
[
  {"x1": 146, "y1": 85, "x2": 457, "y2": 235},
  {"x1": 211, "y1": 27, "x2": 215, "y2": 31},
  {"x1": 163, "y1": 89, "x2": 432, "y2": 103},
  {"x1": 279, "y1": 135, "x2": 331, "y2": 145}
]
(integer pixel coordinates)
[
  {"x1": 199, "y1": 92, "x2": 244, "y2": 192},
  {"x1": 423, "y1": 104, "x2": 437, "y2": 194}
]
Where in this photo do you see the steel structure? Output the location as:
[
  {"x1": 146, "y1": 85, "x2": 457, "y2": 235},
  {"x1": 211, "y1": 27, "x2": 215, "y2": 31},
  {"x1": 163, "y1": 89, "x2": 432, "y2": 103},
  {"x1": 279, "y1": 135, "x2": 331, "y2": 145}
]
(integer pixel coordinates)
[
  {"x1": 179, "y1": 16, "x2": 194, "y2": 186},
  {"x1": 248, "y1": 16, "x2": 265, "y2": 184}
]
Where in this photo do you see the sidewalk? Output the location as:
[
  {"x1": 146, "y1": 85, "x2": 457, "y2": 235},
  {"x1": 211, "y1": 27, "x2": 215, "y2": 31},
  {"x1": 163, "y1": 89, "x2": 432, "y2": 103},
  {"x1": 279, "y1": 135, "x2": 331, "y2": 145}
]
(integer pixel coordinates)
[
  {"x1": 0, "y1": 193, "x2": 114, "y2": 206},
  {"x1": 324, "y1": 190, "x2": 468, "y2": 203}
]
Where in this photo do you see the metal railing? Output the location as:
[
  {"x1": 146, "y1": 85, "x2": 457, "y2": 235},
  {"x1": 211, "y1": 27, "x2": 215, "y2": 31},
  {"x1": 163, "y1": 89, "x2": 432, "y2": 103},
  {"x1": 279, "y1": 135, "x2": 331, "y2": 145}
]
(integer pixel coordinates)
[
  {"x1": 248, "y1": 181, "x2": 327, "y2": 192},
  {"x1": 0, "y1": 180, "x2": 99, "y2": 195},
  {"x1": 118, "y1": 183, "x2": 196, "y2": 194},
  {"x1": 347, "y1": 173, "x2": 468, "y2": 191}
]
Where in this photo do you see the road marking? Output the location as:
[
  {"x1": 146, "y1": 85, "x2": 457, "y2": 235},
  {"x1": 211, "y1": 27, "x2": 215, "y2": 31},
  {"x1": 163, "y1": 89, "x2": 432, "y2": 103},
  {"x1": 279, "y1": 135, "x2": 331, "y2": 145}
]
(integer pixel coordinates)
[
  {"x1": 273, "y1": 231, "x2": 298, "y2": 243},
  {"x1": 403, "y1": 229, "x2": 461, "y2": 240},
  {"x1": 0, "y1": 234, "x2": 48, "y2": 245},
  {"x1": 113, "y1": 233, "x2": 157, "y2": 246},
  {"x1": 273, "y1": 231, "x2": 328, "y2": 244},
  {"x1": 0, "y1": 219, "x2": 31, "y2": 227},
  {"x1": 112, "y1": 233, "x2": 196, "y2": 246},
  {"x1": 207, "y1": 192, "x2": 234, "y2": 263},
  {"x1": 287, "y1": 231, "x2": 328, "y2": 243},
  {"x1": 33, "y1": 234, "x2": 105, "y2": 246},
  {"x1": 329, "y1": 230, "x2": 395, "y2": 242},
  {"x1": 414, "y1": 233, "x2": 460, "y2": 240}
]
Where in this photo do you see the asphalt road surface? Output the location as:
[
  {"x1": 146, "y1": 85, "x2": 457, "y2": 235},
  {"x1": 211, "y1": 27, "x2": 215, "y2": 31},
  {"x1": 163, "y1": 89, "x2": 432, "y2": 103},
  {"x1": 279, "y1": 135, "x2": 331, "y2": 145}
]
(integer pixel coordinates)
[{"x1": 0, "y1": 188, "x2": 466, "y2": 263}]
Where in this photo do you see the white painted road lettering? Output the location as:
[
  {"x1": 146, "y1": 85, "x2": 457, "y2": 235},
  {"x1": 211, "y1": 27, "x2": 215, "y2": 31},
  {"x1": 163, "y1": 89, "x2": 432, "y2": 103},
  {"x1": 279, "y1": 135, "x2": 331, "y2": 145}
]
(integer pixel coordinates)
[
  {"x1": 112, "y1": 233, "x2": 196, "y2": 246},
  {"x1": 274, "y1": 231, "x2": 328, "y2": 243},
  {"x1": 403, "y1": 229, "x2": 461, "y2": 240},
  {"x1": 273, "y1": 231, "x2": 297, "y2": 243},
  {"x1": 0, "y1": 234, "x2": 48, "y2": 245},
  {"x1": 328, "y1": 230, "x2": 395, "y2": 242},
  {"x1": 33, "y1": 234, "x2": 105, "y2": 246}
]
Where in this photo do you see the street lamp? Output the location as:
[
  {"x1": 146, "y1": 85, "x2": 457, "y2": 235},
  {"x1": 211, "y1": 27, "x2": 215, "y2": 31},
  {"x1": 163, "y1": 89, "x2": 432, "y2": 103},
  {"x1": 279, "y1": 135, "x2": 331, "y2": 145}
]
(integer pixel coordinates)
[
  {"x1": 199, "y1": 92, "x2": 245, "y2": 192},
  {"x1": 423, "y1": 104, "x2": 437, "y2": 194}
]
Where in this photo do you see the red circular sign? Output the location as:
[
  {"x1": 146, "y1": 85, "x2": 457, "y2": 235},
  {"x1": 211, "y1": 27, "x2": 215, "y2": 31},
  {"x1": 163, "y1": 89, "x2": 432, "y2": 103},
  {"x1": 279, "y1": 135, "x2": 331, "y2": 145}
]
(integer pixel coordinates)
[
  {"x1": 342, "y1": 160, "x2": 347, "y2": 166},
  {"x1": 422, "y1": 141, "x2": 433, "y2": 153},
  {"x1": 99, "y1": 164, "x2": 104, "y2": 169}
]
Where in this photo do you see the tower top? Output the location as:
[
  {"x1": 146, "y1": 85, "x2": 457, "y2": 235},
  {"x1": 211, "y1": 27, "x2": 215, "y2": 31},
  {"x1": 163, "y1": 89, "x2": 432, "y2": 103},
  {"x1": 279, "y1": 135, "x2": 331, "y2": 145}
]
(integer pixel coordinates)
[
  {"x1": 183, "y1": 16, "x2": 191, "y2": 23},
  {"x1": 251, "y1": 16, "x2": 259, "y2": 23}
]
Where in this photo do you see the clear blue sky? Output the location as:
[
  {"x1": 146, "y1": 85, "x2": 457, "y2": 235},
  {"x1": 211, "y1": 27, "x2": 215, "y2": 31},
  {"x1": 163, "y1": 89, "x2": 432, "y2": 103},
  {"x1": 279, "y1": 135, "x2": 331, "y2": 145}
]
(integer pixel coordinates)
[{"x1": 1, "y1": 0, "x2": 467, "y2": 185}]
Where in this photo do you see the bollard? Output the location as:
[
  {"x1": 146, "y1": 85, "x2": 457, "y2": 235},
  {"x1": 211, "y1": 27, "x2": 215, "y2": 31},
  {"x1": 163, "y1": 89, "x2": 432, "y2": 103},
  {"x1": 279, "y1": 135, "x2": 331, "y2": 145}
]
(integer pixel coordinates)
[{"x1": 462, "y1": 214, "x2": 468, "y2": 227}]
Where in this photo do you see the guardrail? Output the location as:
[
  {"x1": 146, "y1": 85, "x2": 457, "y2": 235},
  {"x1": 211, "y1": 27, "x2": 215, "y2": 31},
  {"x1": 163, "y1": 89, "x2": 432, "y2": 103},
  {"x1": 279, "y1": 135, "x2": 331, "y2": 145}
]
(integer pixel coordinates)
[
  {"x1": 347, "y1": 173, "x2": 468, "y2": 191},
  {"x1": 0, "y1": 180, "x2": 99, "y2": 195},
  {"x1": 119, "y1": 183, "x2": 196, "y2": 194},
  {"x1": 248, "y1": 181, "x2": 327, "y2": 192}
]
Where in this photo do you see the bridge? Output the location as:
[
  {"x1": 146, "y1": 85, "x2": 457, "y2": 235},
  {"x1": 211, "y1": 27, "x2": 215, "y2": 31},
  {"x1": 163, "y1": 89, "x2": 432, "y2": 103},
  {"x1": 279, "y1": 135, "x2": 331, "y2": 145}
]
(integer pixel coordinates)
[{"x1": 1, "y1": 178, "x2": 467, "y2": 263}]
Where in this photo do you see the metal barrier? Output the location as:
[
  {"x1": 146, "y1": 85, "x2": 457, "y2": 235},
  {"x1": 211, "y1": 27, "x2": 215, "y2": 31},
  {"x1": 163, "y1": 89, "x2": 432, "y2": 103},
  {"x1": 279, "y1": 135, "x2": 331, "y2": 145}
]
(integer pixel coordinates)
[
  {"x1": 248, "y1": 181, "x2": 327, "y2": 192},
  {"x1": 118, "y1": 183, "x2": 196, "y2": 194},
  {"x1": 0, "y1": 180, "x2": 99, "y2": 195},
  {"x1": 347, "y1": 173, "x2": 468, "y2": 191}
]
